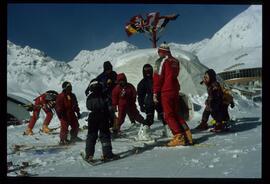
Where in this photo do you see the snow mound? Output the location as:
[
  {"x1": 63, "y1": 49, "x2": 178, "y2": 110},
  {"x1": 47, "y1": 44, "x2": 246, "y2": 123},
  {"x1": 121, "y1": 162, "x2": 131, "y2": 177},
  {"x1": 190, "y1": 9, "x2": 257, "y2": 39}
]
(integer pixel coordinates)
[{"x1": 114, "y1": 48, "x2": 209, "y2": 96}]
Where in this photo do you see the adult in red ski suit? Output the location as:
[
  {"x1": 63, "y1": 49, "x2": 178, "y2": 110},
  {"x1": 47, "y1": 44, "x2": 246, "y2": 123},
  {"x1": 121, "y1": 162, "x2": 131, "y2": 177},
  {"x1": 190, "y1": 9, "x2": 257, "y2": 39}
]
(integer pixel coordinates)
[
  {"x1": 55, "y1": 81, "x2": 81, "y2": 144},
  {"x1": 153, "y1": 43, "x2": 193, "y2": 146},
  {"x1": 24, "y1": 90, "x2": 58, "y2": 135},
  {"x1": 112, "y1": 73, "x2": 145, "y2": 133}
]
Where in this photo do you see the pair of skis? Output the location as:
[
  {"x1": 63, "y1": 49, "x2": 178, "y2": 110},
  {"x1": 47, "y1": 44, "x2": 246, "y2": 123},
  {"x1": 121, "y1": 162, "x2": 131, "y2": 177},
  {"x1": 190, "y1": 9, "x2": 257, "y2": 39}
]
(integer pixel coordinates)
[
  {"x1": 80, "y1": 136, "x2": 217, "y2": 166},
  {"x1": 80, "y1": 138, "x2": 169, "y2": 166},
  {"x1": 9, "y1": 142, "x2": 72, "y2": 155},
  {"x1": 7, "y1": 161, "x2": 40, "y2": 176},
  {"x1": 80, "y1": 148, "x2": 140, "y2": 166}
]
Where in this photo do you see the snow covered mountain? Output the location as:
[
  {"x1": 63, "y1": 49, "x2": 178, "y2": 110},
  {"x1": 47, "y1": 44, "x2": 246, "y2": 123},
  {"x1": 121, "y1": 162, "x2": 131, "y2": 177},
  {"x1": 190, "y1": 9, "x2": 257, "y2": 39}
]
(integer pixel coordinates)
[
  {"x1": 7, "y1": 40, "x2": 71, "y2": 100},
  {"x1": 169, "y1": 39, "x2": 210, "y2": 55},
  {"x1": 197, "y1": 5, "x2": 262, "y2": 73},
  {"x1": 7, "y1": 39, "x2": 209, "y2": 103},
  {"x1": 69, "y1": 41, "x2": 138, "y2": 76},
  {"x1": 7, "y1": 41, "x2": 94, "y2": 102}
]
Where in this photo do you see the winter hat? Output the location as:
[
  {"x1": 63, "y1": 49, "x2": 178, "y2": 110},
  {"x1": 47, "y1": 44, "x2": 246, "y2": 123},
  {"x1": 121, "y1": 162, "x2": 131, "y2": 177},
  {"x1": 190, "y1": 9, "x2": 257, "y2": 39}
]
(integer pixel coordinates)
[
  {"x1": 158, "y1": 42, "x2": 171, "y2": 55},
  {"x1": 205, "y1": 69, "x2": 217, "y2": 82},
  {"x1": 62, "y1": 81, "x2": 72, "y2": 90},
  {"x1": 116, "y1": 73, "x2": 127, "y2": 83},
  {"x1": 103, "y1": 61, "x2": 113, "y2": 71}
]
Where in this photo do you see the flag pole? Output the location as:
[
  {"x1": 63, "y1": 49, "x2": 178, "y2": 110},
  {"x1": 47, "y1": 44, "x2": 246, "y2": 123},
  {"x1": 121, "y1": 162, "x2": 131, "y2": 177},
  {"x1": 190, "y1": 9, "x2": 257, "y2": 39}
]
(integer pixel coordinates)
[{"x1": 152, "y1": 30, "x2": 157, "y2": 48}]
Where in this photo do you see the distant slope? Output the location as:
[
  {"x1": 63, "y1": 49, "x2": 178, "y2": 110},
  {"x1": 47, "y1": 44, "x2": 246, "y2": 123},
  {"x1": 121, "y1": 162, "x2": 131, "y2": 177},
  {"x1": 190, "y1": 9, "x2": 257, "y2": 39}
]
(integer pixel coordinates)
[{"x1": 197, "y1": 5, "x2": 262, "y2": 72}]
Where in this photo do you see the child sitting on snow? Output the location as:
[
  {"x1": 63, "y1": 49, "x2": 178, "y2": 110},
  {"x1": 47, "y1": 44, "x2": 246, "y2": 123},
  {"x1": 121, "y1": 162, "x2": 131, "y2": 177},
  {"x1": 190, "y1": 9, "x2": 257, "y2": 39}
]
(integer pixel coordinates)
[
  {"x1": 84, "y1": 79, "x2": 118, "y2": 161},
  {"x1": 195, "y1": 69, "x2": 234, "y2": 132}
]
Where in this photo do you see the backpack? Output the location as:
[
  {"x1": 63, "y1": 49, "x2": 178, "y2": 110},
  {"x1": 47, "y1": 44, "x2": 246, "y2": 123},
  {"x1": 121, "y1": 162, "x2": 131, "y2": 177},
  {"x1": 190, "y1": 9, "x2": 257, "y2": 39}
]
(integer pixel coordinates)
[{"x1": 221, "y1": 85, "x2": 234, "y2": 105}]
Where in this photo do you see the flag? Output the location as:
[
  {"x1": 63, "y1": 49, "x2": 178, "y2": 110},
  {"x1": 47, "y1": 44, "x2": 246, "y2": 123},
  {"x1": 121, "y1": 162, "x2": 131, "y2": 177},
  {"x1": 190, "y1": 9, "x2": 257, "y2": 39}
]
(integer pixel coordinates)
[{"x1": 125, "y1": 13, "x2": 179, "y2": 37}]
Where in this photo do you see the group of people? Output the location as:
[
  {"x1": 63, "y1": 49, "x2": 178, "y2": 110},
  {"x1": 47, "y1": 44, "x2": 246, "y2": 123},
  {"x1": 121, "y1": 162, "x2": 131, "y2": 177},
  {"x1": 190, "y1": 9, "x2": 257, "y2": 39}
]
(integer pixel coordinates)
[{"x1": 23, "y1": 42, "x2": 234, "y2": 161}]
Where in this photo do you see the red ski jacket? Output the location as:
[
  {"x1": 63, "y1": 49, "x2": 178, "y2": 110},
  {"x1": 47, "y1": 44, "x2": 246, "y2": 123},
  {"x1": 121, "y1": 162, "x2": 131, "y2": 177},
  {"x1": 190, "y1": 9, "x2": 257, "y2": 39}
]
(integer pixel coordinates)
[
  {"x1": 112, "y1": 74, "x2": 137, "y2": 109},
  {"x1": 153, "y1": 55, "x2": 180, "y2": 94},
  {"x1": 55, "y1": 92, "x2": 80, "y2": 120}
]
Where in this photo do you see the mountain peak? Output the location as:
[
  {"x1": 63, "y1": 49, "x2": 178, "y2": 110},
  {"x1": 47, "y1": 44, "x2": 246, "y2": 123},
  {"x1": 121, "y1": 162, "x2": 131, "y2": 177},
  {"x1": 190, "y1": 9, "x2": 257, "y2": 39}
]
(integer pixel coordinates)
[{"x1": 197, "y1": 5, "x2": 262, "y2": 60}]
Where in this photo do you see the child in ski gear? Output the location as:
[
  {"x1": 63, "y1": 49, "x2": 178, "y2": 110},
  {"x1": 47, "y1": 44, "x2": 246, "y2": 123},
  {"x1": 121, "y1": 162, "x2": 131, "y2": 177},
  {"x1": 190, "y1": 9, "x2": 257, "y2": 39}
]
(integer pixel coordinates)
[
  {"x1": 112, "y1": 73, "x2": 146, "y2": 135},
  {"x1": 55, "y1": 81, "x2": 82, "y2": 145},
  {"x1": 137, "y1": 64, "x2": 168, "y2": 140},
  {"x1": 85, "y1": 61, "x2": 136, "y2": 131},
  {"x1": 85, "y1": 61, "x2": 117, "y2": 97},
  {"x1": 85, "y1": 61, "x2": 117, "y2": 131},
  {"x1": 24, "y1": 90, "x2": 58, "y2": 135},
  {"x1": 153, "y1": 42, "x2": 193, "y2": 146},
  {"x1": 85, "y1": 79, "x2": 118, "y2": 161},
  {"x1": 195, "y1": 69, "x2": 234, "y2": 132}
]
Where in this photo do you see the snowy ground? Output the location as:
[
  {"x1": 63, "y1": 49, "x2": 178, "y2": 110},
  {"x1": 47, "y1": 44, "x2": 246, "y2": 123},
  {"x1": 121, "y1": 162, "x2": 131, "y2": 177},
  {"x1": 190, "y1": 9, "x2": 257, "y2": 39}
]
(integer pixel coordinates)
[{"x1": 7, "y1": 96, "x2": 261, "y2": 178}]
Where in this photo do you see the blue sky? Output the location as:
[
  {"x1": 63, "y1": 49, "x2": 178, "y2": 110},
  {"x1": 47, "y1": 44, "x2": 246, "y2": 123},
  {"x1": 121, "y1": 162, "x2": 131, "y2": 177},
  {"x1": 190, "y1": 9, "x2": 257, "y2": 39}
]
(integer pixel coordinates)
[{"x1": 8, "y1": 4, "x2": 250, "y2": 61}]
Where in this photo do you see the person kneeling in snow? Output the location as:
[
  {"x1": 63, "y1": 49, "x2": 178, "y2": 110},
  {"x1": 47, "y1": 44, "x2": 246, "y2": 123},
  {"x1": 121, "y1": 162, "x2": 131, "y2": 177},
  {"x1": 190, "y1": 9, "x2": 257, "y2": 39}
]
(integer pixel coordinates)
[
  {"x1": 84, "y1": 79, "x2": 118, "y2": 161},
  {"x1": 55, "y1": 81, "x2": 82, "y2": 145},
  {"x1": 112, "y1": 73, "x2": 146, "y2": 137},
  {"x1": 24, "y1": 90, "x2": 58, "y2": 135},
  {"x1": 195, "y1": 69, "x2": 234, "y2": 132},
  {"x1": 137, "y1": 64, "x2": 169, "y2": 140}
]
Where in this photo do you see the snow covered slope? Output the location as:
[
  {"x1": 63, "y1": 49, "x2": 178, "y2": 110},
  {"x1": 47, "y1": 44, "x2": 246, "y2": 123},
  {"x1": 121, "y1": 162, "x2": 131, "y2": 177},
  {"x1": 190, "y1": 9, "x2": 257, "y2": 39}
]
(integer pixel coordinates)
[
  {"x1": 68, "y1": 41, "x2": 138, "y2": 76},
  {"x1": 7, "y1": 40, "x2": 93, "y2": 102},
  {"x1": 7, "y1": 93, "x2": 261, "y2": 177},
  {"x1": 197, "y1": 5, "x2": 262, "y2": 72},
  {"x1": 169, "y1": 39, "x2": 210, "y2": 55}
]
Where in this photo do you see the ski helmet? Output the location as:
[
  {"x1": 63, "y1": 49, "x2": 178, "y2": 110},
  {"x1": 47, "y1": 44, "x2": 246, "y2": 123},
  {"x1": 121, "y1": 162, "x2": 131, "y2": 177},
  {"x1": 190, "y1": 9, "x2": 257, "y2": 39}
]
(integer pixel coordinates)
[
  {"x1": 62, "y1": 81, "x2": 72, "y2": 91},
  {"x1": 103, "y1": 61, "x2": 113, "y2": 72},
  {"x1": 142, "y1": 64, "x2": 153, "y2": 78},
  {"x1": 89, "y1": 79, "x2": 102, "y2": 93}
]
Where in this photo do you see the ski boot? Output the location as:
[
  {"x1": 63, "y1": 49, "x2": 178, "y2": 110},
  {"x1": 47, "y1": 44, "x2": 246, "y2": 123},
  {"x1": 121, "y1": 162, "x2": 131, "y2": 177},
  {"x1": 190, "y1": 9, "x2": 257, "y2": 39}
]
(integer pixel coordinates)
[
  {"x1": 101, "y1": 153, "x2": 120, "y2": 161},
  {"x1": 137, "y1": 124, "x2": 153, "y2": 141},
  {"x1": 184, "y1": 129, "x2": 193, "y2": 145},
  {"x1": 41, "y1": 124, "x2": 52, "y2": 134},
  {"x1": 70, "y1": 136, "x2": 83, "y2": 143},
  {"x1": 195, "y1": 121, "x2": 209, "y2": 130},
  {"x1": 111, "y1": 128, "x2": 122, "y2": 139},
  {"x1": 59, "y1": 139, "x2": 70, "y2": 145},
  {"x1": 210, "y1": 122, "x2": 225, "y2": 133},
  {"x1": 85, "y1": 155, "x2": 94, "y2": 162},
  {"x1": 167, "y1": 133, "x2": 186, "y2": 147},
  {"x1": 24, "y1": 127, "x2": 33, "y2": 136}
]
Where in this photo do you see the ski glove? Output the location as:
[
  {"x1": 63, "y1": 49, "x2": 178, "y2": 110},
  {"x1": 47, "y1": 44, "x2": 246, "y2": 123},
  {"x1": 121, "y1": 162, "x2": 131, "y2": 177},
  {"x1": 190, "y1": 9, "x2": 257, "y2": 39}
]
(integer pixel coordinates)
[
  {"x1": 112, "y1": 106, "x2": 117, "y2": 112},
  {"x1": 76, "y1": 112, "x2": 81, "y2": 119},
  {"x1": 153, "y1": 94, "x2": 158, "y2": 104},
  {"x1": 57, "y1": 112, "x2": 65, "y2": 119},
  {"x1": 140, "y1": 106, "x2": 146, "y2": 113},
  {"x1": 230, "y1": 101, "x2": 235, "y2": 108}
]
